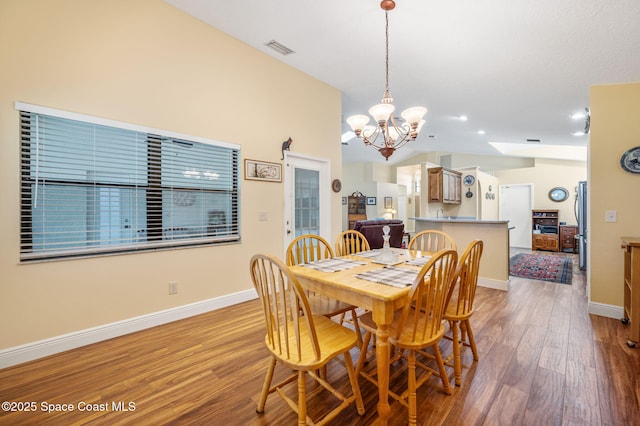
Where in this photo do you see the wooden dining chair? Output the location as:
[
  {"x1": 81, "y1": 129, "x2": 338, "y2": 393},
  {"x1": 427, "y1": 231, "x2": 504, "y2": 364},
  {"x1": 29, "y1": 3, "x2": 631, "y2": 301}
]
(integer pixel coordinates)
[
  {"x1": 443, "y1": 239, "x2": 483, "y2": 386},
  {"x1": 286, "y1": 234, "x2": 362, "y2": 345},
  {"x1": 407, "y1": 230, "x2": 457, "y2": 254},
  {"x1": 250, "y1": 254, "x2": 365, "y2": 425},
  {"x1": 335, "y1": 229, "x2": 371, "y2": 256},
  {"x1": 355, "y1": 248, "x2": 459, "y2": 425}
]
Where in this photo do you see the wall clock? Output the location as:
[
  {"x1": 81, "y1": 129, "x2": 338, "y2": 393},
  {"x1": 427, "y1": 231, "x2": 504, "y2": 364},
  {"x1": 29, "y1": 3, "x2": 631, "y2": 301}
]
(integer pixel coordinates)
[
  {"x1": 331, "y1": 178, "x2": 342, "y2": 192},
  {"x1": 463, "y1": 175, "x2": 475, "y2": 185},
  {"x1": 548, "y1": 187, "x2": 569, "y2": 202},
  {"x1": 620, "y1": 146, "x2": 640, "y2": 174}
]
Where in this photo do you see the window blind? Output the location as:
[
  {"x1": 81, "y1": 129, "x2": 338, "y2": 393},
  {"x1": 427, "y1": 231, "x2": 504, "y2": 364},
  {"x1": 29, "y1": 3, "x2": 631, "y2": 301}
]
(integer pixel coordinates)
[{"x1": 18, "y1": 104, "x2": 240, "y2": 261}]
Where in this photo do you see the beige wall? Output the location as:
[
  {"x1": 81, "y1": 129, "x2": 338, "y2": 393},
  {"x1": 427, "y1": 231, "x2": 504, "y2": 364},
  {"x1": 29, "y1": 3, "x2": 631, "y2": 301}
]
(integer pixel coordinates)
[
  {"x1": 0, "y1": 0, "x2": 342, "y2": 349},
  {"x1": 590, "y1": 83, "x2": 640, "y2": 307},
  {"x1": 494, "y1": 158, "x2": 587, "y2": 226}
]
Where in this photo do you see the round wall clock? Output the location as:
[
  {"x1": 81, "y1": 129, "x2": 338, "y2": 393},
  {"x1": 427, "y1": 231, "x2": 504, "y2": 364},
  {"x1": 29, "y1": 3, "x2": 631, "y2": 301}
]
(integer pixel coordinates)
[
  {"x1": 463, "y1": 175, "x2": 475, "y2": 186},
  {"x1": 331, "y1": 178, "x2": 342, "y2": 192},
  {"x1": 620, "y1": 146, "x2": 640, "y2": 174},
  {"x1": 548, "y1": 187, "x2": 569, "y2": 202}
]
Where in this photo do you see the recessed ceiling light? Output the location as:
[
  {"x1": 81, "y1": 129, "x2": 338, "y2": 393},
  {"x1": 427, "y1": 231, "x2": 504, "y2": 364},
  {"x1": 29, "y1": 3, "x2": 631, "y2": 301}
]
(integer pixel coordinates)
[
  {"x1": 572, "y1": 131, "x2": 586, "y2": 136},
  {"x1": 477, "y1": 130, "x2": 485, "y2": 135},
  {"x1": 459, "y1": 115, "x2": 468, "y2": 121},
  {"x1": 571, "y1": 112, "x2": 586, "y2": 120}
]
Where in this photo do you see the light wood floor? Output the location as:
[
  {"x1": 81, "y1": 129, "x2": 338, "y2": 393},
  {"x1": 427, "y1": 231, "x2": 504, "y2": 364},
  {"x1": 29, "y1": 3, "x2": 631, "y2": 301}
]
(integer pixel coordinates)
[{"x1": 1, "y1": 252, "x2": 639, "y2": 425}]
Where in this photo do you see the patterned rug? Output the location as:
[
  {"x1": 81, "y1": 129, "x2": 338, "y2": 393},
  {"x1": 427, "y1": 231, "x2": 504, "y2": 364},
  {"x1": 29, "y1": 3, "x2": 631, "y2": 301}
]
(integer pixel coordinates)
[{"x1": 509, "y1": 252, "x2": 573, "y2": 285}]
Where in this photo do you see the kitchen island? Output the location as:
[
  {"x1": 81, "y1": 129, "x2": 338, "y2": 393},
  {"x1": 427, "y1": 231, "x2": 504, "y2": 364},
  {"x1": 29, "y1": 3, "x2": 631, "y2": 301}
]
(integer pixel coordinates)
[{"x1": 413, "y1": 217, "x2": 510, "y2": 291}]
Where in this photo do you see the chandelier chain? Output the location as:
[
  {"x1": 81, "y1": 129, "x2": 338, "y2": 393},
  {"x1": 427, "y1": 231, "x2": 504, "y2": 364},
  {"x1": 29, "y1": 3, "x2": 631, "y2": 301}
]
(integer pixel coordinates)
[{"x1": 385, "y1": 10, "x2": 390, "y2": 93}]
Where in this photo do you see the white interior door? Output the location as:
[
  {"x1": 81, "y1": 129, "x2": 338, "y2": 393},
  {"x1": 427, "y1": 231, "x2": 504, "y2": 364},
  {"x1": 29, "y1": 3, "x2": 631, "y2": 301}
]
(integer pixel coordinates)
[
  {"x1": 499, "y1": 184, "x2": 533, "y2": 248},
  {"x1": 283, "y1": 153, "x2": 330, "y2": 254}
]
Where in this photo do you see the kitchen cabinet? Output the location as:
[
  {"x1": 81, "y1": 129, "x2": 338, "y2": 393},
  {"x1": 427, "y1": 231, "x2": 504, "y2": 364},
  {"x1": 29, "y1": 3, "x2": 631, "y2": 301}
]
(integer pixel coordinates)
[{"x1": 428, "y1": 167, "x2": 461, "y2": 204}]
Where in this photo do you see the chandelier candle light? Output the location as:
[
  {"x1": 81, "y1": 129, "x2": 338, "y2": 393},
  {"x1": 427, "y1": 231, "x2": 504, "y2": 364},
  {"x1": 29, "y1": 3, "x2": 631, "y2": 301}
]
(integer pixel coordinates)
[{"x1": 346, "y1": 0, "x2": 427, "y2": 160}]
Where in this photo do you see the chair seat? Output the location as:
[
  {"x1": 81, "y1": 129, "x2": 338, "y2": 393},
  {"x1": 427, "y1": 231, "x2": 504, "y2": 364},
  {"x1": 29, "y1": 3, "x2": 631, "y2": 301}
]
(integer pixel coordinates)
[
  {"x1": 358, "y1": 309, "x2": 445, "y2": 349},
  {"x1": 266, "y1": 315, "x2": 359, "y2": 370},
  {"x1": 308, "y1": 294, "x2": 357, "y2": 317},
  {"x1": 444, "y1": 295, "x2": 473, "y2": 321}
]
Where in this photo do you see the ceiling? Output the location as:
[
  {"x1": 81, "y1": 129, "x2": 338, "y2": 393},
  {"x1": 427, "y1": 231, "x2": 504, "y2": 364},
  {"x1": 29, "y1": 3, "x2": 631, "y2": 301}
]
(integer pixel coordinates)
[{"x1": 165, "y1": 0, "x2": 640, "y2": 165}]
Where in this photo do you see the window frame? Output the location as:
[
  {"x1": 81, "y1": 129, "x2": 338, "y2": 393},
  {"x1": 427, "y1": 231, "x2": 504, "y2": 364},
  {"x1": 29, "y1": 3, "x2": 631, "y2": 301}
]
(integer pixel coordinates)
[{"x1": 16, "y1": 102, "x2": 241, "y2": 262}]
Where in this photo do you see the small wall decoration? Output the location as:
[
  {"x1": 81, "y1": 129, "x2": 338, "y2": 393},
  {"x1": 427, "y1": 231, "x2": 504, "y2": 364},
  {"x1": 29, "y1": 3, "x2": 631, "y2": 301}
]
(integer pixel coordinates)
[
  {"x1": 548, "y1": 187, "x2": 569, "y2": 202},
  {"x1": 244, "y1": 159, "x2": 282, "y2": 182},
  {"x1": 620, "y1": 146, "x2": 640, "y2": 174},
  {"x1": 366, "y1": 197, "x2": 377, "y2": 205},
  {"x1": 384, "y1": 196, "x2": 392, "y2": 209}
]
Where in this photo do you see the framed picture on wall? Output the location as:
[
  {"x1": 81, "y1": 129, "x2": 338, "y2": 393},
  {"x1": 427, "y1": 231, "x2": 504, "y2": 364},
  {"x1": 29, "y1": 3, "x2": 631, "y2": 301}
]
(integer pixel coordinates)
[
  {"x1": 244, "y1": 159, "x2": 282, "y2": 182},
  {"x1": 384, "y1": 196, "x2": 392, "y2": 209},
  {"x1": 366, "y1": 197, "x2": 376, "y2": 205}
]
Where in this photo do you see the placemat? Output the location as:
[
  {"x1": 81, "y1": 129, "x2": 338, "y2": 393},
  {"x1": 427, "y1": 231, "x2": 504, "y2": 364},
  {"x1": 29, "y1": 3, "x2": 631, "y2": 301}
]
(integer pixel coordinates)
[
  {"x1": 404, "y1": 256, "x2": 432, "y2": 266},
  {"x1": 355, "y1": 266, "x2": 419, "y2": 288},
  {"x1": 302, "y1": 258, "x2": 366, "y2": 272},
  {"x1": 352, "y1": 249, "x2": 382, "y2": 258}
]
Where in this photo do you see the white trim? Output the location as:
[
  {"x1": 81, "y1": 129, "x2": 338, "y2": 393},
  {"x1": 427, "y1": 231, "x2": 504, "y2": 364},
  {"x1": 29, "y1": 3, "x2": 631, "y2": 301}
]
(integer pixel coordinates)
[
  {"x1": 478, "y1": 276, "x2": 510, "y2": 291},
  {"x1": 14, "y1": 101, "x2": 240, "y2": 150},
  {"x1": 588, "y1": 301, "x2": 623, "y2": 319},
  {"x1": 0, "y1": 290, "x2": 257, "y2": 369}
]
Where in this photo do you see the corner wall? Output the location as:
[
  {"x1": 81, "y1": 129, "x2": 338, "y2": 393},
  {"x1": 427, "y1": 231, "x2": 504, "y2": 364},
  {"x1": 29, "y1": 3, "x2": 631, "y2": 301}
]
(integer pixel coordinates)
[{"x1": 590, "y1": 83, "x2": 640, "y2": 308}]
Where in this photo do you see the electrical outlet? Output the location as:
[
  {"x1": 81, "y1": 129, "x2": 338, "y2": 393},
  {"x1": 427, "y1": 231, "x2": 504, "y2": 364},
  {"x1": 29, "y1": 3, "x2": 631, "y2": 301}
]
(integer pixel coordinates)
[{"x1": 168, "y1": 281, "x2": 178, "y2": 295}]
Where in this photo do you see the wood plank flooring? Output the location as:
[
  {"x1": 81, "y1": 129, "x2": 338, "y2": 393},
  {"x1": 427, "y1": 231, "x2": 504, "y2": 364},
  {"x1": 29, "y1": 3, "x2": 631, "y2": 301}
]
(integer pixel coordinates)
[{"x1": 1, "y1": 251, "x2": 639, "y2": 425}]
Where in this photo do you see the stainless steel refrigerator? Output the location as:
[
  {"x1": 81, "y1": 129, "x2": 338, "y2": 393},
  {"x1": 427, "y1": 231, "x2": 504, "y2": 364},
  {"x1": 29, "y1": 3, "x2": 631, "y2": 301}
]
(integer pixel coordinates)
[{"x1": 575, "y1": 181, "x2": 587, "y2": 270}]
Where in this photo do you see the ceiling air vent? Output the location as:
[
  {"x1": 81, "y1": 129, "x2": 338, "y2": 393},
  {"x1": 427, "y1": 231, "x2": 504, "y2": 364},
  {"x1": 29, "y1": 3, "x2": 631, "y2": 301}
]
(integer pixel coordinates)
[
  {"x1": 526, "y1": 138, "x2": 541, "y2": 143},
  {"x1": 265, "y1": 40, "x2": 295, "y2": 55}
]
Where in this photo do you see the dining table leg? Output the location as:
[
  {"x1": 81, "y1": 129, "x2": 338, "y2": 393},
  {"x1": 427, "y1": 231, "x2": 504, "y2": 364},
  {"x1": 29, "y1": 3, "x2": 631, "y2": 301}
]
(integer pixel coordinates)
[{"x1": 373, "y1": 310, "x2": 392, "y2": 425}]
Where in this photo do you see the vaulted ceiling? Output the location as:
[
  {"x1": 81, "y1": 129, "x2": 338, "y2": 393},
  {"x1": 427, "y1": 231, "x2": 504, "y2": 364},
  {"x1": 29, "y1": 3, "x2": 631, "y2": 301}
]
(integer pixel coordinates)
[{"x1": 165, "y1": 0, "x2": 640, "y2": 164}]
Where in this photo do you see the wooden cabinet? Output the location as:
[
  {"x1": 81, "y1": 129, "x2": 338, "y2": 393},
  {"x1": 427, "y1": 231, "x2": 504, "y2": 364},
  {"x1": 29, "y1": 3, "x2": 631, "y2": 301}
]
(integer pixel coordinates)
[
  {"x1": 347, "y1": 194, "x2": 367, "y2": 229},
  {"x1": 560, "y1": 225, "x2": 578, "y2": 253},
  {"x1": 428, "y1": 167, "x2": 461, "y2": 204},
  {"x1": 621, "y1": 237, "x2": 640, "y2": 347},
  {"x1": 532, "y1": 209, "x2": 559, "y2": 252}
]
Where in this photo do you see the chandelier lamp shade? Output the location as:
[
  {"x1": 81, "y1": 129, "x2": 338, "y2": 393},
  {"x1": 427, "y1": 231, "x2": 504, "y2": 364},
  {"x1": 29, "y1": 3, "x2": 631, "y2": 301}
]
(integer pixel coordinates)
[{"x1": 346, "y1": 0, "x2": 427, "y2": 160}]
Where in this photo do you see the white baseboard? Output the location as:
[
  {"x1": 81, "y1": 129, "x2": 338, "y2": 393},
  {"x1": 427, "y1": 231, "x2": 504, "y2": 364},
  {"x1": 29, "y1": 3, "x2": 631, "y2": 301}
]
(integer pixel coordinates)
[
  {"x1": 478, "y1": 276, "x2": 509, "y2": 291},
  {"x1": 0, "y1": 289, "x2": 258, "y2": 369},
  {"x1": 588, "y1": 301, "x2": 624, "y2": 319}
]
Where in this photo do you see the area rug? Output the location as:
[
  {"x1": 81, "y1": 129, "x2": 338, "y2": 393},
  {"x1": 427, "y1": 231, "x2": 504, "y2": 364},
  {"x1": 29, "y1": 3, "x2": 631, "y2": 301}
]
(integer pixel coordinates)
[{"x1": 509, "y1": 253, "x2": 573, "y2": 285}]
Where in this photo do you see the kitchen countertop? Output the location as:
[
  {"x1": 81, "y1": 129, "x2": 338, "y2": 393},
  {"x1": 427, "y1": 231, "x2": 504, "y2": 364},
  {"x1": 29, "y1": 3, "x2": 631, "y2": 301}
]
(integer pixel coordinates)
[{"x1": 412, "y1": 217, "x2": 509, "y2": 225}]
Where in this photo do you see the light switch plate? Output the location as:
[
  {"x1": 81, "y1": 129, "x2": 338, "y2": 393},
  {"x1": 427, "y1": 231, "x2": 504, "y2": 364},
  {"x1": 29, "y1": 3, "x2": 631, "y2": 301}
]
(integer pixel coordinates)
[{"x1": 605, "y1": 210, "x2": 617, "y2": 223}]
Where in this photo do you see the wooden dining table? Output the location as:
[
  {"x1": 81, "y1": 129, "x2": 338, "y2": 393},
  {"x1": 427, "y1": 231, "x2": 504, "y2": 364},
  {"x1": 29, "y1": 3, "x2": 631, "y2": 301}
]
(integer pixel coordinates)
[{"x1": 289, "y1": 248, "x2": 425, "y2": 425}]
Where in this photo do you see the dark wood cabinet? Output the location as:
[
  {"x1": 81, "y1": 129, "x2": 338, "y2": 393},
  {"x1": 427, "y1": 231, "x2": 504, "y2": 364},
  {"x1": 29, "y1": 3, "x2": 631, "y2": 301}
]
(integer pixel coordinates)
[
  {"x1": 532, "y1": 209, "x2": 559, "y2": 252},
  {"x1": 347, "y1": 194, "x2": 367, "y2": 229},
  {"x1": 560, "y1": 225, "x2": 578, "y2": 253},
  {"x1": 428, "y1": 167, "x2": 461, "y2": 204}
]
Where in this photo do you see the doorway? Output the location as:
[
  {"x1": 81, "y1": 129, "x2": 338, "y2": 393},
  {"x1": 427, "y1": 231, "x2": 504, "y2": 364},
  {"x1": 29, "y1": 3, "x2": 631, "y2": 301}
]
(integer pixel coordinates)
[
  {"x1": 499, "y1": 184, "x2": 533, "y2": 248},
  {"x1": 283, "y1": 152, "x2": 331, "y2": 254}
]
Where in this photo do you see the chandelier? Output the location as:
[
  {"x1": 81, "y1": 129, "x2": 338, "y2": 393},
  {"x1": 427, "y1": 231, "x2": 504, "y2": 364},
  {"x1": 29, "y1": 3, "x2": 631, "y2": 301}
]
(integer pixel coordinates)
[{"x1": 346, "y1": 0, "x2": 427, "y2": 161}]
